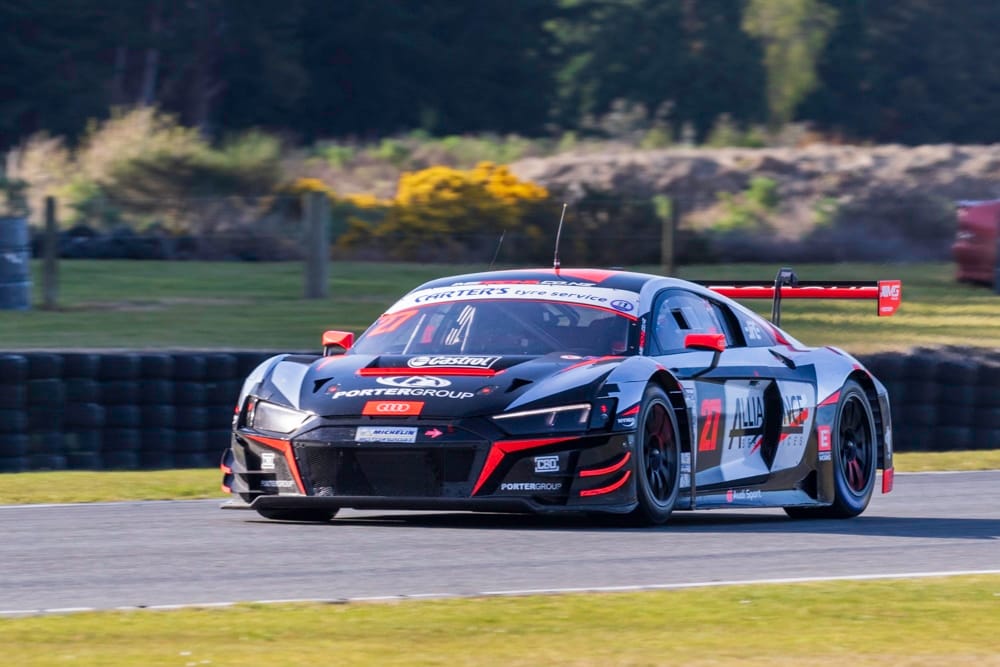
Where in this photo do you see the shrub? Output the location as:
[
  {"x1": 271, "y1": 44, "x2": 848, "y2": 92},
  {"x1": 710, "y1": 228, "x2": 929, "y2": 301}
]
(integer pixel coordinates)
[{"x1": 337, "y1": 162, "x2": 550, "y2": 261}]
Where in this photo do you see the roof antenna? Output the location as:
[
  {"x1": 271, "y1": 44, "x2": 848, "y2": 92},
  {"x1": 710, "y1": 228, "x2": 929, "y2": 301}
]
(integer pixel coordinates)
[
  {"x1": 488, "y1": 230, "x2": 506, "y2": 270},
  {"x1": 553, "y1": 203, "x2": 567, "y2": 271}
]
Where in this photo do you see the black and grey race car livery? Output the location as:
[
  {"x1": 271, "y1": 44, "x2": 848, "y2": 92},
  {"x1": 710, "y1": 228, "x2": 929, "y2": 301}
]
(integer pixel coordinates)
[{"x1": 221, "y1": 267, "x2": 901, "y2": 525}]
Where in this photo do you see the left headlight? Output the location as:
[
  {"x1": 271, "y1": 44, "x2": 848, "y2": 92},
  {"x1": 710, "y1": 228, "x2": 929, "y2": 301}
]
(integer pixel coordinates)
[
  {"x1": 248, "y1": 399, "x2": 310, "y2": 434},
  {"x1": 492, "y1": 403, "x2": 591, "y2": 435}
]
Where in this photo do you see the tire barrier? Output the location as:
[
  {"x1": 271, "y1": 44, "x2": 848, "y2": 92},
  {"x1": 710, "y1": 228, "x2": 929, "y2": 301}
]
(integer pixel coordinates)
[
  {"x1": 0, "y1": 350, "x2": 277, "y2": 472},
  {"x1": 0, "y1": 347, "x2": 997, "y2": 472}
]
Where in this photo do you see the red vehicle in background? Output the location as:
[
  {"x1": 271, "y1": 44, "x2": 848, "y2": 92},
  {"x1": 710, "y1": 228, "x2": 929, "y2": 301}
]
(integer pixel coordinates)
[{"x1": 953, "y1": 200, "x2": 1000, "y2": 287}]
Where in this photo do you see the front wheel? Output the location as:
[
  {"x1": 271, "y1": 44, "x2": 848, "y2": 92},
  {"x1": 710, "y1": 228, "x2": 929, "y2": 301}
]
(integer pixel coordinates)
[
  {"x1": 255, "y1": 508, "x2": 339, "y2": 522},
  {"x1": 627, "y1": 385, "x2": 682, "y2": 526},
  {"x1": 785, "y1": 379, "x2": 877, "y2": 519}
]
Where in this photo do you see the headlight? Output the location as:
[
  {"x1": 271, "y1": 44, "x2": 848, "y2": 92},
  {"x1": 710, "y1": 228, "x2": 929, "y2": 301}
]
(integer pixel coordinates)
[
  {"x1": 248, "y1": 399, "x2": 310, "y2": 434},
  {"x1": 492, "y1": 403, "x2": 591, "y2": 435}
]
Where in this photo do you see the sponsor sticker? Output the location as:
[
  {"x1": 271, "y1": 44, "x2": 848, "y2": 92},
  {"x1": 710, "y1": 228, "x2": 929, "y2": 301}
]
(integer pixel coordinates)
[
  {"x1": 386, "y1": 284, "x2": 640, "y2": 315},
  {"x1": 610, "y1": 299, "x2": 634, "y2": 312},
  {"x1": 407, "y1": 355, "x2": 499, "y2": 369},
  {"x1": 500, "y1": 482, "x2": 563, "y2": 492},
  {"x1": 260, "y1": 479, "x2": 295, "y2": 489},
  {"x1": 362, "y1": 401, "x2": 424, "y2": 416},
  {"x1": 534, "y1": 455, "x2": 560, "y2": 473},
  {"x1": 726, "y1": 488, "x2": 763, "y2": 503},
  {"x1": 356, "y1": 426, "x2": 419, "y2": 443},
  {"x1": 330, "y1": 387, "x2": 474, "y2": 400},
  {"x1": 260, "y1": 452, "x2": 276, "y2": 470},
  {"x1": 376, "y1": 375, "x2": 452, "y2": 388},
  {"x1": 817, "y1": 425, "x2": 832, "y2": 452}
]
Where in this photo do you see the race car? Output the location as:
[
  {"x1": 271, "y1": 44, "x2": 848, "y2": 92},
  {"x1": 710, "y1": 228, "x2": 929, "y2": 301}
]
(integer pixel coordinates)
[{"x1": 221, "y1": 267, "x2": 901, "y2": 525}]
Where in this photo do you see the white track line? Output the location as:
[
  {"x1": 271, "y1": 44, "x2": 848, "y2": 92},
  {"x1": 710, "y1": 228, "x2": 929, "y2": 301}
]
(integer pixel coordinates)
[{"x1": 3, "y1": 569, "x2": 999, "y2": 618}]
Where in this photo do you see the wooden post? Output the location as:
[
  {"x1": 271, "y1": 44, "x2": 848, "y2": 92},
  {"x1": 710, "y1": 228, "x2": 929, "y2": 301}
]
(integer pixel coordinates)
[
  {"x1": 42, "y1": 196, "x2": 58, "y2": 310},
  {"x1": 654, "y1": 195, "x2": 674, "y2": 276},
  {"x1": 303, "y1": 191, "x2": 329, "y2": 299}
]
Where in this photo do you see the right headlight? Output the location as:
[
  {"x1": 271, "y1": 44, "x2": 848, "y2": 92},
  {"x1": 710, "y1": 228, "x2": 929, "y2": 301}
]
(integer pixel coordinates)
[
  {"x1": 247, "y1": 399, "x2": 310, "y2": 434},
  {"x1": 492, "y1": 403, "x2": 592, "y2": 436}
]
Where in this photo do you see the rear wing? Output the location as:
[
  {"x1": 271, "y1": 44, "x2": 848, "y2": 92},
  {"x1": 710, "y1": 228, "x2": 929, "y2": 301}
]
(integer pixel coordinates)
[{"x1": 694, "y1": 268, "x2": 901, "y2": 326}]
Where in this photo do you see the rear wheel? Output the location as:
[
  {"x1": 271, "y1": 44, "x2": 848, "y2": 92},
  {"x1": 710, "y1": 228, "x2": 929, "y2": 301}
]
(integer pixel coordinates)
[
  {"x1": 255, "y1": 508, "x2": 339, "y2": 522},
  {"x1": 785, "y1": 380, "x2": 877, "y2": 519},
  {"x1": 627, "y1": 385, "x2": 682, "y2": 526}
]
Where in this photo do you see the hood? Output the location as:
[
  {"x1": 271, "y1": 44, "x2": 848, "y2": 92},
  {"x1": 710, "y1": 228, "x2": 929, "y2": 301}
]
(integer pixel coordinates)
[{"x1": 256, "y1": 352, "x2": 624, "y2": 419}]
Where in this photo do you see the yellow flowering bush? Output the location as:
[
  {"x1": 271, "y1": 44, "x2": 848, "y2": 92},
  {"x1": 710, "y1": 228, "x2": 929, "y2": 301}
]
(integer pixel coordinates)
[{"x1": 340, "y1": 162, "x2": 549, "y2": 259}]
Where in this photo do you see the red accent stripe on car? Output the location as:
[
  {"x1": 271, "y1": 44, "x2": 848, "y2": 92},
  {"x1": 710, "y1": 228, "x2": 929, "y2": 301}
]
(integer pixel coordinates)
[
  {"x1": 818, "y1": 391, "x2": 840, "y2": 407},
  {"x1": 244, "y1": 434, "x2": 306, "y2": 494},
  {"x1": 882, "y1": 467, "x2": 894, "y2": 494},
  {"x1": 710, "y1": 286, "x2": 881, "y2": 300},
  {"x1": 579, "y1": 470, "x2": 632, "y2": 497},
  {"x1": 618, "y1": 404, "x2": 640, "y2": 417},
  {"x1": 579, "y1": 451, "x2": 631, "y2": 477},
  {"x1": 550, "y1": 268, "x2": 620, "y2": 284},
  {"x1": 560, "y1": 356, "x2": 623, "y2": 373},
  {"x1": 471, "y1": 437, "x2": 576, "y2": 496},
  {"x1": 357, "y1": 367, "x2": 497, "y2": 377},
  {"x1": 220, "y1": 462, "x2": 232, "y2": 474},
  {"x1": 221, "y1": 483, "x2": 231, "y2": 494}
]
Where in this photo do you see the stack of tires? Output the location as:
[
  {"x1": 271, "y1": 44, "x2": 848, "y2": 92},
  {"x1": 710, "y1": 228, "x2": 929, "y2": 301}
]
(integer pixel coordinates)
[
  {"x1": 172, "y1": 353, "x2": 242, "y2": 468},
  {"x1": 63, "y1": 353, "x2": 104, "y2": 469},
  {"x1": 863, "y1": 347, "x2": 1000, "y2": 451},
  {"x1": 138, "y1": 353, "x2": 175, "y2": 469},
  {"x1": 0, "y1": 354, "x2": 28, "y2": 472},
  {"x1": 26, "y1": 354, "x2": 67, "y2": 470}
]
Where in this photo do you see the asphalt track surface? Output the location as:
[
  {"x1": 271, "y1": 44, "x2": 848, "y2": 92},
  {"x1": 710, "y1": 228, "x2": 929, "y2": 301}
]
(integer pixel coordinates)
[{"x1": 1, "y1": 471, "x2": 998, "y2": 614}]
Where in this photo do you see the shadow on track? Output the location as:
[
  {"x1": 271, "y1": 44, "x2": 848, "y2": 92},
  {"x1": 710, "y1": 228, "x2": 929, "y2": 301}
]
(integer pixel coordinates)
[{"x1": 250, "y1": 511, "x2": 1000, "y2": 540}]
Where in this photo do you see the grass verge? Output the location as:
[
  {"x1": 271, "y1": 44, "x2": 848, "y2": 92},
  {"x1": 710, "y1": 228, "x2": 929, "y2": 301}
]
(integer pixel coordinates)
[
  {"x1": 0, "y1": 450, "x2": 996, "y2": 505},
  {"x1": 0, "y1": 260, "x2": 995, "y2": 353},
  {"x1": 3, "y1": 575, "x2": 999, "y2": 666}
]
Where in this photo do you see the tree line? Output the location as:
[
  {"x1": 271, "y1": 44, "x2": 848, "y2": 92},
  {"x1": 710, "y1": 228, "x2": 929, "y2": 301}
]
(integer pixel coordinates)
[{"x1": 2, "y1": 0, "x2": 999, "y2": 150}]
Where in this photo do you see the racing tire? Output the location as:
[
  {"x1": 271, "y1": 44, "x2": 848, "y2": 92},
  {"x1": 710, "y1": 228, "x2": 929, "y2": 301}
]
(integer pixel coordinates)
[
  {"x1": 255, "y1": 508, "x2": 339, "y2": 522},
  {"x1": 622, "y1": 385, "x2": 682, "y2": 526},
  {"x1": 785, "y1": 380, "x2": 877, "y2": 519}
]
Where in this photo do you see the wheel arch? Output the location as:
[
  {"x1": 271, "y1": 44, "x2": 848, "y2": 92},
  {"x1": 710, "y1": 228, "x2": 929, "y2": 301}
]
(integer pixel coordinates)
[
  {"x1": 648, "y1": 369, "x2": 693, "y2": 458},
  {"x1": 847, "y1": 370, "x2": 887, "y2": 469}
]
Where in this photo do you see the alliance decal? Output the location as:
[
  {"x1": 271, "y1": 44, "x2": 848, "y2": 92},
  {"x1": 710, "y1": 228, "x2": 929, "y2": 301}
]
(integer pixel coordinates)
[{"x1": 356, "y1": 426, "x2": 419, "y2": 443}]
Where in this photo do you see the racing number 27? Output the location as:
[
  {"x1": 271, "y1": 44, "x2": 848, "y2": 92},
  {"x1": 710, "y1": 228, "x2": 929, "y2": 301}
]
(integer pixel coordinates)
[{"x1": 698, "y1": 399, "x2": 722, "y2": 452}]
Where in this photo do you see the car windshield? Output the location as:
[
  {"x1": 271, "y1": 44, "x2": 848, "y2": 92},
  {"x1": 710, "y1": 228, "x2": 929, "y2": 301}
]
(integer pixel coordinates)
[{"x1": 352, "y1": 299, "x2": 635, "y2": 357}]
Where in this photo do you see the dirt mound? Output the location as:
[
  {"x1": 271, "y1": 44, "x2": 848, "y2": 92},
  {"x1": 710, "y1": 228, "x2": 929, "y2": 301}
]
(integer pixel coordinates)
[{"x1": 511, "y1": 144, "x2": 1000, "y2": 243}]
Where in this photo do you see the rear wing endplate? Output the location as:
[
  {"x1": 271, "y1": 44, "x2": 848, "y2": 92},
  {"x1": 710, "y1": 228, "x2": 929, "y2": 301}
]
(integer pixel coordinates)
[{"x1": 695, "y1": 268, "x2": 901, "y2": 326}]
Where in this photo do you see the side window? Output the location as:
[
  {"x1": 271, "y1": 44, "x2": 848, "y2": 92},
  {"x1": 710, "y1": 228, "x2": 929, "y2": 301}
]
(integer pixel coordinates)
[
  {"x1": 729, "y1": 304, "x2": 776, "y2": 348},
  {"x1": 652, "y1": 290, "x2": 727, "y2": 353}
]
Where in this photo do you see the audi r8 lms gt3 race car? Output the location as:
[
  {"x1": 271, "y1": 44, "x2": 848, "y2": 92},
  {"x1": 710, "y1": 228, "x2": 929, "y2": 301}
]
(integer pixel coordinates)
[{"x1": 221, "y1": 267, "x2": 902, "y2": 525}]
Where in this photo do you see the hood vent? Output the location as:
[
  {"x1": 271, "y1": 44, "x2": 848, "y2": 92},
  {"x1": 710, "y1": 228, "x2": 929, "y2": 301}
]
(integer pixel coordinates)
[{"x1": 506, "y1": 377, "x2": 533, "y2": 393}]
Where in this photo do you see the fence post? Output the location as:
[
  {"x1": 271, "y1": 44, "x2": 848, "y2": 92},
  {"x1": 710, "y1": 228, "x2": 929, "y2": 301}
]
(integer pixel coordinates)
[
  {"x1": 43, "y1": 196, "x2": 59, "y2": 310},
  {"x1": 654, "y1": 195, "x2": 674, "y2": 276},
  {"x1": 303, "y1": 191, "x2": 330, "y2": 299}
]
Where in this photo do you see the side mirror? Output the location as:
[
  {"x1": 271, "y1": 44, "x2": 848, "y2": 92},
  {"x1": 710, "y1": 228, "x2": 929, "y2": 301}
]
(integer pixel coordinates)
[
  {"x1": 322, "y1": 330, "x2": 354, "y2": 356},
  {"x1": 684, "y1": 333, "x2": 726, "y2": 353}
]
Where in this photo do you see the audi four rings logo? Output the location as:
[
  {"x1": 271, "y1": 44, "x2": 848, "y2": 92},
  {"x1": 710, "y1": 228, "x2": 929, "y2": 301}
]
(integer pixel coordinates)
[
  {"x1": 376, "y1": 375, "x2": 452, "y2": 388},
  {"x1": 377, "y1": 403, "x2": 412, "y2": 413}
]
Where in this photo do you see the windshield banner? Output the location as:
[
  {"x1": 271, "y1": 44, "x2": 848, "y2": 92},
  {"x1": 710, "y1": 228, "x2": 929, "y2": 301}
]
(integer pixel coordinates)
[{"x1": 386, "y1": 284, "x2": 640, "y2": 316}]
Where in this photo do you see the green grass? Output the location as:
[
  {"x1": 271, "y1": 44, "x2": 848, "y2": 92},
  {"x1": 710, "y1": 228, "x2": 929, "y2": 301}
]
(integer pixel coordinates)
[
  {"x1": 0, "y1": 260, "x2": 995, "y2": 353},
  {"x1": 2, "y1": 575, "x2": 999, "y2": 666},
  {"x1": 0, "y1": 450, "x2": 996, "y2": 505}
]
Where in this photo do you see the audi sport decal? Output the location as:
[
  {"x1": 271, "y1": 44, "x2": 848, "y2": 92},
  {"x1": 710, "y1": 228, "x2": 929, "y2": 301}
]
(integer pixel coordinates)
[
  {"x1": 362, "y1": 401, "x2": 424, "y2": 416},
  {"x1": 356, "y1": 426, "x2": 418, "y2": 443},
  {"x1": 375, "y1": 375, "x2": 451, "y2": 388},
  {"x1": 386, "y1": 284, "x2": 640, "y2": 315},
  {"x1": 407, "y1": 355, "x2": 500, "y2": 369}
]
